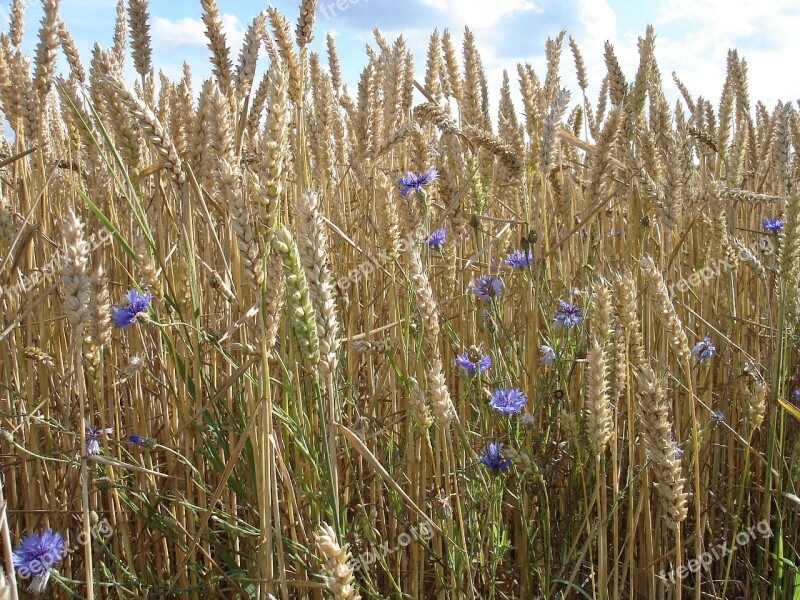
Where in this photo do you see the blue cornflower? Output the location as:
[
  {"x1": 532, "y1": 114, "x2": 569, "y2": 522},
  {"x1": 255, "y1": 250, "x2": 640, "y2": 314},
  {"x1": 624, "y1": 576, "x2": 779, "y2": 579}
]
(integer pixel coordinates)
[
  {"x1": 793, "y1": 389, "x2": 800, "y2": 404},
  {"x1": 128, "y1": 434, "x2": 155, "y2": 447},
  {"x1": 13, "y1": 529, "x2": 66, "y2": 595},
  {"x1": 427, "y1": 228, "x2": 446, "y2": 249},
  {"x1": 398, "y1": 168, "x2": 438, "y2": 196},
  {"x1": 478, "y1": 442, "x2": 511, "y2": 472},
  {"x1": 455, "y1": 348, "x2": 491, "y2": 376},
  {"x1": 762, "y1": 217, "x2": 784, "y2": 234},
  {"x1": 710, "y1": 409, "x2": 725, "y2": 424},
  {"x1": 471, "y1": 275, "x2": 503, "y2": 300},
  {"x1": 504, "y1": 249, "x2": 534, "y2": 269},
  {"x1": 111, "y1": 288, "x2": 152, "y2": 328},
  {"x1": 490, "y1": 387, "x2": 527, "y2": 415},
  {"x1": 539, "y1": 344, "x2": 556, "y2": 366},
  {"x1": 691, "y1": 335, "x2": 716, "y2": 363},
  {"x1": 669, "y1": 434, "x2": 684, "y2": 460},
  {"x1": 553, "y1": 299, "x2": 583, "y2": 329},
  {"x1": 85, "y1": 420, "x2": 113, "y2": 456}
]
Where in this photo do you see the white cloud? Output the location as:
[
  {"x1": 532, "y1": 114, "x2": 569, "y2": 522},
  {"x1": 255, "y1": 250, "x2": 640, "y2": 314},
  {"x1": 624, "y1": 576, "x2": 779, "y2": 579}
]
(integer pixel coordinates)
[
  {"x1": 656, "y1": 0, "x2": 783, "y2": 32},
  {"x1": 145, "y1": 13, "x2": 250, "y2": 85},
  {"x1": 54, "y1": 0, "x2": 798, "y2": 125},
  {"x1": 419, "y1": 0, "x2": 538, "y2": 29},
  {"x1": 151, "y1": 13, "x2": 246, "y2": 55},
  {"x1": 152, "y1": 16, "x2": 207, "y2": 49},
  {"x1": 653, "y1": 0, "x2": 800, "y2": 108},
  {"x1": 577, "y1": 0, "x2": 616, "y2": 44},
  {"x1": 571, "y1": 0, "x2": 623, "y2": 94}
]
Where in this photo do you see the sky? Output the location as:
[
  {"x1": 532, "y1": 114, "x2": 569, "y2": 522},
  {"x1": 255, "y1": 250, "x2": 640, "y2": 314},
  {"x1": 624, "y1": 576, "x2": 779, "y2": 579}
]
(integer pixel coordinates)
[{"x1": 3, "y1": 0, "x2": 799, "y2": 126}]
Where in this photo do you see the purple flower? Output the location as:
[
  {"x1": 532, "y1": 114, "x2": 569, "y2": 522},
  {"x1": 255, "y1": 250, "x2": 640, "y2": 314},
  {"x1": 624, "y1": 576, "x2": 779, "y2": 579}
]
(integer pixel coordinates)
[
  {"x1": 455, "y1": 348, "x2": 491, "y2": 376},
  {"x1": 427, "y1": 228, "x2": 446, "y2": 249},
  {"x1": 490, "y1": 387, "x2": 527, "y2": 415},
  {"x1": 398, "y1": 168, "x2": 438, "y2": 196},
  {"x1": 762, "y1": 217, "x2": 784, "y2": 234},
  {"x1": 504, "y1": 249, "x2": 534, "y2": 269},
  {"x1": 478, "y1": 442, "x2": 511, "y2": 472},
  {"x1": 539, "y1": 344, "x2": 556, "y2": 366},
  {"x1": 793, "y1": 389, "x2": 800, "y2": 404},
  {"x1": 669, "y1": 433, "x2": 684, "y2": 460},
  {"x1": 472, "y1": 275, "x2": 503, "y2": 300},
  {"x1": 710, "y1": 409, "x2": 725, "y2": 424},
  {"x1": 111, "y1": 288, "x2": 152, "y2": 328},
  {"x1": 691, "y1": 335, "x2": 716, "y2": 363},
  {"x1": 553, "y1": 299, "x2": 583, "y2": 329},
  {"x1": 85, "y1": 420, "x2": 113, "y2": 456},
  {"x1": 128, "y1": 434, "x2": 155, "y2": 447},
  {"x1": 13, "y1": 529, "x2": 65, "y2": 595}
]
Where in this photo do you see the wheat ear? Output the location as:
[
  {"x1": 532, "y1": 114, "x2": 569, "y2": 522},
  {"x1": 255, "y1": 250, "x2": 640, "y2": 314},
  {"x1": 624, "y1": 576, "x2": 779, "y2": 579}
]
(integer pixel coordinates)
[{"x1": 315, "y1": 524, "x2": 361, "y2": 600}]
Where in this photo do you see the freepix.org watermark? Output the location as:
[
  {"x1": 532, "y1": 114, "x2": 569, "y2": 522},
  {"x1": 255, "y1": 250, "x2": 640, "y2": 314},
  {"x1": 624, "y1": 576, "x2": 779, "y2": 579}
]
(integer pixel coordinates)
[
  {"x1": 336, "y1": 231, "x2": 417, "y2": 291},
  {"x1": 16, "y1": 519, "x2": 113, "y2": 581},
  {"x1": 658, "y1": 520, "x2": 773, "y2": 584},
  {"x1": 0, "y1": 229, "x2": 114, "y2": 300},
  {"x1": 319, "y1": 0, "x2": 371, "y2": 20},
  {"x1": 667, "y1": 237, "x2": 774, "y2": 298},
  {"x1": 348, "y1": 523, "x2": 434, "y2": 573}
]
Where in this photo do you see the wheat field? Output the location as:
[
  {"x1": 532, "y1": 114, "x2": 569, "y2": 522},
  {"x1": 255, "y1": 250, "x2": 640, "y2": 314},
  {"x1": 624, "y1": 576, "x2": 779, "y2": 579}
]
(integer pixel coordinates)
[{"x1": 0, "y1": 0, "x2": 798, "y2": 598}]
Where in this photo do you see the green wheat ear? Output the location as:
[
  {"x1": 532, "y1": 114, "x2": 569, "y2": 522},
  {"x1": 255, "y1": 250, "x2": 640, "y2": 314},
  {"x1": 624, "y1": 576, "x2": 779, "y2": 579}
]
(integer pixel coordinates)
[{"x1": 274, "y1": 226, "x2": 321, "y2": 369}]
